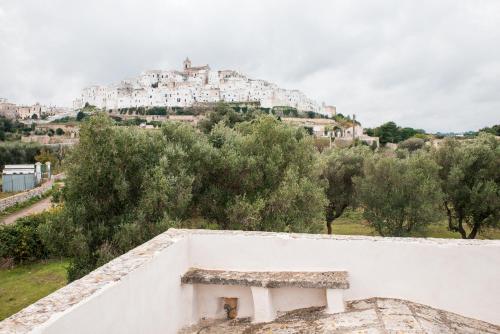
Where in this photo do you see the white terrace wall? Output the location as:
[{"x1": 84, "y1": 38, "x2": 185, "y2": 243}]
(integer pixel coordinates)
[
  {"x1": 0, "y1": 230, "x2": 194, "y2": 334},
  {"x1": 39, "y1": 237, "x2": 192, "y2": 334},
  {"x1": 189, "y1": 231, "x2": 500, "y2": 325},
  {"x1": 0, "y1": 229, "x2": 499, "y2": 334}
]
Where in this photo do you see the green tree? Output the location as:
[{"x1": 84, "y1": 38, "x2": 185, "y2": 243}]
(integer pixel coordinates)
[
  {"x1": 370, "y1": 122, "x2": 426, "y2": 144},
  {"x1": 399, "y1": 127, "x2": 417, "y2": 141},
  {"x1": 200, "y1": 115, "x2": 327, "y2": 233},
  {"x1": 321, "y1": 146, "x2": 369, "y2": 234},
  {"x1": 63, "y1": 113, "x2": 170, "y2": 279},
  {"x1": 432, "y1": 134, "x2": 500, "y2": 238},
  {"x1": 35, "y1": 148, "x2": 57, "y2": 167},
  {"x1": 198, "y1": 102, "x2": 259, "y2": 133},
  {"x1": 355, "y1": 152, "x2": 443, "y2": 236},
  {"x1": 76, "y1": 111, "x2": 86, "y2": 121},
  {"x1": 479, "y1": 124, "x2": 500, "y2": 136},
  {"x1": 62, "y1": 114, "x2": 215, "y2": 279},
  {"x1": 55, "y1": 128, "x2": 65, "y2": 135},
  {"x1": 0, "y1": 142, "x2": 42, "y2": 169},
  {"x1": 375, "y1": 122, "x2": 400, "y2": 144}
]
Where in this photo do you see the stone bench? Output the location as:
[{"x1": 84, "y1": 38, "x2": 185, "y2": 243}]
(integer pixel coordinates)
[{"x1": 181, "y1": 268, "x2": 349, "y2": 323}]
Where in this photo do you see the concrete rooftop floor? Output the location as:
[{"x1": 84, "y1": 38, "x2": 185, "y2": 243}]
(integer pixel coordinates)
[{"x1": 179, "y1": 298, "x2": 500, "y2": 333}]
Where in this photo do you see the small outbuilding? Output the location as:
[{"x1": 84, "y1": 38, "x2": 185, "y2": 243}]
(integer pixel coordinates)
[{"x1": 1, "y1": 164, "x2": 41, "y2": 192}]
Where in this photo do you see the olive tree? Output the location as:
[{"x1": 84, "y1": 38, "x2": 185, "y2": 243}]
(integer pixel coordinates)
[
  {"x1": 321, "y1": 146, "x2": 370, "y2": 234},
  {"x1": 432, "y1": 134, "x2": 500, "y2": 239},
  {"x1": 355, "y1": 152, "x2": 443, "y2": 237},
  {"x1": 62, "y1": 114, "x2": 214, "y2": 280},
  {"x1": 200, "y1": 115, "x2": 327, "y2": 233},
  {"x1": 198, "y1": 102, "x2": 259, "y2": 134}
]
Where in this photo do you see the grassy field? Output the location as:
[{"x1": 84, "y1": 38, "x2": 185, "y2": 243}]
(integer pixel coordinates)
[
  {"x1": 0, "y1": 260, "x2": 68, "y2": 321},
  {"x1": 185, "y1": 210, "x2": 500, "y2": 239},
  {"x1": 331, "y1": 209, "x2": 500, "y2": 239}
]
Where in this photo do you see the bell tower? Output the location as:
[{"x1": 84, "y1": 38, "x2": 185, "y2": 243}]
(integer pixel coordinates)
[{"x1": 183, "y1": 57, "x2": 192, "y2": 70}]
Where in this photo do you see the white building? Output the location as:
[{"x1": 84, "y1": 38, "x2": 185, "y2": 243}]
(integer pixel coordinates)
[{"x1": 74, "y1": 58, "x2": 330, "y2": 115}]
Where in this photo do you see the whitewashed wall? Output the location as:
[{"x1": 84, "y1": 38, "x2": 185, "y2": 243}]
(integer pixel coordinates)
[
  {"x1": 189, "y1": 232, "x2": 500, "y2": 325},
  {"x1": 39, "y1": 238, "x2": 192, "y2": 334},
  {"x1": 1, "y1": 229, "x2": 499, "y2": 334}
]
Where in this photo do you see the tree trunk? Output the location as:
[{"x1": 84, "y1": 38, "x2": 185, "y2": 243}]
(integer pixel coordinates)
[
  {"x1": 325, "y1": 203, "x2": 335, "y2": 235},
  {"x1": 468, "y1": 223, "x2": 480, "y2": 239},
  {"x1": 325, "y1": 203, "x2": 346, "y2": 235},
  {"x1": 327, "y1": 221, "x2": 332, "y2": 235},
  {"x1": 457, "y1": 217, "x2": 467, "y2": 239},
  {"x1": 444, "y1": 202, "x2": 454, "y2": 231}
]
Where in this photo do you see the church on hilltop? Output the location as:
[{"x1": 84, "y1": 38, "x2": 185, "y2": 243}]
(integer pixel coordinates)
[{"x1": 73, "y1": 58, "x2": 335, "y2": 116}]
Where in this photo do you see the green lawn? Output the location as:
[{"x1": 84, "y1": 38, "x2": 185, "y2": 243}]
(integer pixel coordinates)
[
  {"x1": 0, "y1": 260, "x2": 68, "y2": 321},
  {"x1": 331, "y1": 209, "x2": 500, "y2": 239},
  {"x1": 185, "y1": 210, "x2": 500, "y2": 240}
]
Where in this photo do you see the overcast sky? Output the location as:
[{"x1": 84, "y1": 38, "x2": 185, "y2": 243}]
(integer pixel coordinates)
[{"x1": 1, "y1": 0, "x2": 499, "y2": 132}]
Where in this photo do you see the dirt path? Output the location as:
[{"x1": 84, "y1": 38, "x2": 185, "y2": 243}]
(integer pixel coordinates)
[{"x1": 0, "y1": 197, "x2": 53, "y2": 225}]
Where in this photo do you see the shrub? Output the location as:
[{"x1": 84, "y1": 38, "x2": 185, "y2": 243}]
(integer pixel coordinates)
[
  {"x1": 398, "y1": 137, "x2": 425, "y2": 152},
  {"x1": 0, "y1": 142, "x2": 42, "y2": 169},
  {"x1": 0, "y1": 214, "x2": 49, "y2": 263}
]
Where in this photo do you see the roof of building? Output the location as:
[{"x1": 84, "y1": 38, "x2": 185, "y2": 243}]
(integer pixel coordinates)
[
  {"x1": 185, "y1": 65, "x2": 210, "y2": 71},
  {"x1": 4, "y1": 164, "x2": 35, "y2": 169},
  {"x1": 179, "y1": 298, "x2": 500, "y2": 333},
  {"x1": 2, "y1": 164, "x2": 36, "y2": 175}
]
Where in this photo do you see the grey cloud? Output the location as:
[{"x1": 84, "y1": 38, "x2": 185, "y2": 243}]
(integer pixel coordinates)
[{"x1": 0, "y1": 0, "x2": 499, "y2": 132}]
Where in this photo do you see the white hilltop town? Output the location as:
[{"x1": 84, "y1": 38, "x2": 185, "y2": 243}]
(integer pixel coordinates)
[
  {"x1": 0, "y1": 59, "x2": 379, "y2": 147},
  {"x1": 72, "y1": 57, "x2": 337, "y2": 116}
]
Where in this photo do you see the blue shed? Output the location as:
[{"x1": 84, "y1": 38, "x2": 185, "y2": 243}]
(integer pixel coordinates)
[{"x1": 2, "y1": 164, "x2": 37, "y2": 192}]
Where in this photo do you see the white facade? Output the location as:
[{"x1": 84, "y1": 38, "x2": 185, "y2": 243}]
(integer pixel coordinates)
[{"x1": 74, "y1": 58, "x2": 328, "y2": 114}]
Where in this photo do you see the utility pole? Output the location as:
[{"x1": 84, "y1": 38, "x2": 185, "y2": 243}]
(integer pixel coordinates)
[{"x1": 352, "y1": 114, "x2": 356, "y2": 140}]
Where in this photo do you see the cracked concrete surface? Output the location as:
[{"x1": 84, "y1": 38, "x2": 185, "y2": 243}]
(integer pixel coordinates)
[{"x1": 179, "y1": 298, "x2": 500, "y2": 334}]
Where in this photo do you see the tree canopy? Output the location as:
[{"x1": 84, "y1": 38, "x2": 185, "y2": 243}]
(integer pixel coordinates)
[
  {"x1": 355, "y1": 152, "x2": 443, "y2": 237},
  {"x1": 61, "y1": 113, "x2": 327, "y2": 279},
  {"x1": 321, "y1": 146, "x2": 370, "y2": 234},
  {"x1": 365, "y1": 122, "x2": 426, "y2": 145},
  {"x1": 432, "y1": 134, "x2": 500, "y2": 238}
]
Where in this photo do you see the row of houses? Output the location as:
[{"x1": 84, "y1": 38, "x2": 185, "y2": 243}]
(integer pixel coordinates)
[{"x1": 0, "y1": 98, "x2": 68, "y2": 120}]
